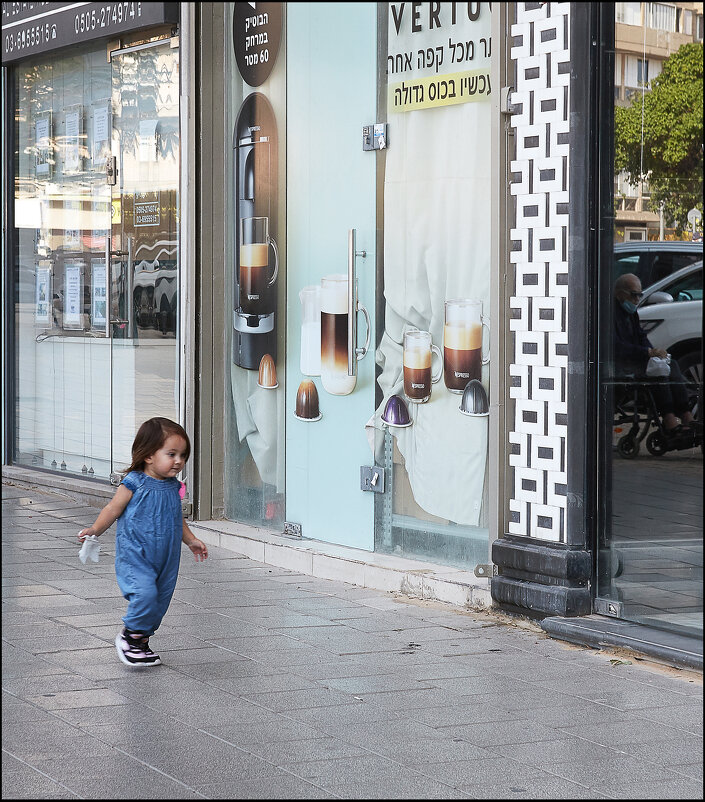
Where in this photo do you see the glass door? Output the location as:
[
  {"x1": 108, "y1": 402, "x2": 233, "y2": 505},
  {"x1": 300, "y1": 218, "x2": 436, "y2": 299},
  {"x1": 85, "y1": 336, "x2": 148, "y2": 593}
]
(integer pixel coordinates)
[
  {"x1": 596, "y1": 4, "x2": 703, "y2": 639},
  {"x1": 108, "y1": 40, "x2": 180, "y2": 477},
  {"x1": 285, "y1": 4, "x2": 378, "y2": 548}
]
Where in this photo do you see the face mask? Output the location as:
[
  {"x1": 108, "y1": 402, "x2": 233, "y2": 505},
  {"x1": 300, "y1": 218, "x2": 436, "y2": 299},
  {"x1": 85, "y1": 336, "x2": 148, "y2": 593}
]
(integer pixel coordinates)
[{"x1": 621, "y1": 300, "x2": 637, "y2": 314}]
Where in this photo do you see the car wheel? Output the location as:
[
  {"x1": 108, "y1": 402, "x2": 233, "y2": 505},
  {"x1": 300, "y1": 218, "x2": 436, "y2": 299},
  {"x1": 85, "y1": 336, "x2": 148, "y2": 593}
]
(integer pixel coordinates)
[{"x1": 677, "y1": 349, "x2": 702, "y2": 418}]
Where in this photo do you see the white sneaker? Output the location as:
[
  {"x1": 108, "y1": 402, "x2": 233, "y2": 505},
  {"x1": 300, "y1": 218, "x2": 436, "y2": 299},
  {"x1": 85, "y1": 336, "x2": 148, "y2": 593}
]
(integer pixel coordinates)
[{"x1": 115, "y1": 630, "x2": 161, "y2": 667}]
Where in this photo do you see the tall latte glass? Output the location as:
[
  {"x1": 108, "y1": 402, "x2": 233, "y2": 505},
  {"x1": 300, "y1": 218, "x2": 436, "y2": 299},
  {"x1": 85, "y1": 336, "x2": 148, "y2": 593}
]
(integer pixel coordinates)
[
  {"x1": 320, "y1": 275, "x2": 355, "y2": 395},
  {"x1": 239, "y1": 217, "x2": 278, "y2": 314},
  {"x1": 443, "y1": 299, "x2": 489, "y2": 393},
  {"x1": 403, "y1": 329, "x2": 442, "y2": 403}
]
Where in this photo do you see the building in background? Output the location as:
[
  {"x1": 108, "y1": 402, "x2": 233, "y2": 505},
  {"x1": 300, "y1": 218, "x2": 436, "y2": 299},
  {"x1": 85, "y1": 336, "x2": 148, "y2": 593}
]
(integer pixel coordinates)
[{"x1": 613, "y1": 1, "x2": 704, "y2": 241}]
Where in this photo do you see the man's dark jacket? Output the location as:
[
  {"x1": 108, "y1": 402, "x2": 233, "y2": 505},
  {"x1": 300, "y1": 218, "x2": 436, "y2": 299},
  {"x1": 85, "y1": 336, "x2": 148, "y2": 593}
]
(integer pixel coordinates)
[{"x1": 613, "y1": 299, "x2": 651, "y2": 376}]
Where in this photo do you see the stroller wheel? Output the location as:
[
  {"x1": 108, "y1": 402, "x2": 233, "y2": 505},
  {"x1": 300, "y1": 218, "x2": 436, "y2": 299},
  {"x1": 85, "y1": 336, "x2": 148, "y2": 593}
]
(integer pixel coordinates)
[
  {"x1": 617, "y1": 434, "x2": 640, "y2": 459},
  {"x1": 646, "y1": 431, "x2": 667, "y2": 456}
]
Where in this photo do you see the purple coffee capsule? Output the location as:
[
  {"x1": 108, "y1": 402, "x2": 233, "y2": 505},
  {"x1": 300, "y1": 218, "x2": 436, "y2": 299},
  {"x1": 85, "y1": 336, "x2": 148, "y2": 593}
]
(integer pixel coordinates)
[{"x1": 381, "y1": 394, "x2": 412, "y2": 427}]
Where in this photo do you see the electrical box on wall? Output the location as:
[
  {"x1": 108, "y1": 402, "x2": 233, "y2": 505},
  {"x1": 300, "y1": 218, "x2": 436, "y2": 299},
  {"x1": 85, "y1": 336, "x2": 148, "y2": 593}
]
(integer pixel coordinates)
[{"x1": 362, "y1": 123, "x2": 388, "y2": 151}]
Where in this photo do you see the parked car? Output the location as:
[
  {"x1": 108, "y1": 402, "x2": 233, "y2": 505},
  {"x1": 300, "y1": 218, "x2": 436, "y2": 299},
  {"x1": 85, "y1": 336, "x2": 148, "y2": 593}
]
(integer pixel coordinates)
[
  {"x1": 637, "y1": 260, "x2": 703, "y2": 411},
  {"x1": 614, "y1": 240, "x2": 702, "y2": 291}
]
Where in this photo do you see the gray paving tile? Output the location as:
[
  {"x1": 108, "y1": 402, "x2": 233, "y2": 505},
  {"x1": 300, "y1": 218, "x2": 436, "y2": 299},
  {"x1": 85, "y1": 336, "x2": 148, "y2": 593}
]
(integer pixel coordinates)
[
  {"x1": 322, "y1": 775, "x2": 471, "y2": 799},
  {"x1": 458, "y1": 776, "x2": 604, "y2": 799},
  {"x1": 636, "y1": 702, "x2": 703, "y2": 731},
  {"x1": 241, "y1": 735, "x2": 371, "y2": 765},
  {"x1": 2, "y1": 673, "x2": 103, "y2": 698},
  {"x1": 616, "y1": 777, "x2": 704, "y2": 799},
  {"x1": 545, "y1": 754, "x2": 681, "y2": 787},
  {"x1": 238, "y1": 687, "x2": 362, "y2": 712},
  {"x1": 208, "y1": 672, "x2": 320, "y2": 694},
  {"x1": 24, "y1": 688, "x2": 131, "y2": 710},
  {"x1": 280, "y1": 754, "x2": 411, "y2": 785},
  {"x1": 413, "y1": 756, "x2": 544, "y2": 787},
  {"x1": 0, "y1": 759, "x2": 79, "y2": 799},
  {"x1": 618, "y1": 735, "x2": 703, "y2": 767},
  {"x1": 203, "y1": 718, "x2": 330, "y2": 745},
  {"x1": 558, "y1": 716, "x2": 689, "y2": 746},
  {"x1": 195, "y1": 776, "x2": 337, "y2": 799},
  {"x1": 494, "y1": 736, "x2": 628, "y2": 766},
  {"x1": 285, "y1": 702, "x2": 405, "y2": 729}
]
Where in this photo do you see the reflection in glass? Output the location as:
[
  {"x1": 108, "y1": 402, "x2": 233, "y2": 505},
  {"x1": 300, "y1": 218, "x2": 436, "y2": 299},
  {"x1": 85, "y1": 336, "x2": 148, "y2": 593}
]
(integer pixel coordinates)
[
  {"x1": 598, "y1": 6, "x2": 702, "y2": 639},
  {"x1": 12, "y1": 41, "x2": 180, "y2": 479}
]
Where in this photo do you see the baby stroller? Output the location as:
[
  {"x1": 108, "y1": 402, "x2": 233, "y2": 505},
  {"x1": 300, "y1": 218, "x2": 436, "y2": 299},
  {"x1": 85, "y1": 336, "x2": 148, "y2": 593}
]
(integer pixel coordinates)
[{"x1": 612, "y1": 378, "x2": 702, "y2": 459}]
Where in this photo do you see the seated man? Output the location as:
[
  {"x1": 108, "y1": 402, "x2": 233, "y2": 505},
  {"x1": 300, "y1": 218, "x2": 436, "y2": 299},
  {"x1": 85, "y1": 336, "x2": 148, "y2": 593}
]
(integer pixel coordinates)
[{"x1": 613, "y1": 273, "x2": 698, "y2": 436}]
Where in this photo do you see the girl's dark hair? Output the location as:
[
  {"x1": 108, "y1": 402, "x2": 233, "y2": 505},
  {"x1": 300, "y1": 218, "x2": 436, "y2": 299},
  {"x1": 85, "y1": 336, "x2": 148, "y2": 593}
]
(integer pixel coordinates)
[{"x1": 123, "y1": 417, "x2": 191, "y2": 475}]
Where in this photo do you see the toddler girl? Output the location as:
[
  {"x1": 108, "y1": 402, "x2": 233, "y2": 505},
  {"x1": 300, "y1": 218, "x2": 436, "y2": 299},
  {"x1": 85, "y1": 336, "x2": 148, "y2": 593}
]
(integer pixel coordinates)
[{"x1": 78, "y1": 417, "x2": 208, "y2": 666}]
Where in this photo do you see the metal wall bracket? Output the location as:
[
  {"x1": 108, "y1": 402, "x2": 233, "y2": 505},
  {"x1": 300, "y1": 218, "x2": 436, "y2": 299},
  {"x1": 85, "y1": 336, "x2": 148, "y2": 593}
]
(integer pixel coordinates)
[
  {"x1": 474, "y1": 563, "x2": 498, "y2": 578},
  {"x1": 499, "y1": 86, "x2": 520, "y2": 115},
  {"x1": 284, "y1": 521, "x2": 302, "y2": 537},
  {"x1": 360, "y1": 466, "x2": 385, "y2": 493},
  {"x1": 594, "y1": 597, "x2": 624, "y2": 618}
]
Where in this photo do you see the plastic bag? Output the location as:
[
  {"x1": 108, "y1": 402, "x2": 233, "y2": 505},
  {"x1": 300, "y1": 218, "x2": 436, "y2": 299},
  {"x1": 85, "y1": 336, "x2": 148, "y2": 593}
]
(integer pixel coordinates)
[
  {"x1": 78, "y1": 534, "x2": 101, "y2": 564},
  {"x1": 645, "y1": 354, "x2": 671, "y2": 378}
]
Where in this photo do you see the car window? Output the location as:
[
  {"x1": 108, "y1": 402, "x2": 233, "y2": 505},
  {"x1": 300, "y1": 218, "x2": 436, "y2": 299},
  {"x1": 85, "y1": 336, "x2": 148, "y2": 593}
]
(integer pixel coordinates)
[
  {"x1": 663, "y1": 269, "x2": 703, "y2": 302},
  {"x1": 614, "y1": 253, "x2": 641, "y2": 279},
  {"x1": 650, "y1": 252, "x2": 703, "y2": 284}
]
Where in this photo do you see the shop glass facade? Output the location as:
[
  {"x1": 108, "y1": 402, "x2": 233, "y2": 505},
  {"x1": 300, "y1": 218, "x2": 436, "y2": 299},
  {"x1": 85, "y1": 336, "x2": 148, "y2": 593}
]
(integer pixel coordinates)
[
  {"x1": 223, "y1": 2, "x2": 494, "y2": 570},
  {"x1": 10, "y1": 38, "x2": 181, "y2": 480},
  {"x1": 596, "y1": 3, "x2": 703, "y2": 639}
]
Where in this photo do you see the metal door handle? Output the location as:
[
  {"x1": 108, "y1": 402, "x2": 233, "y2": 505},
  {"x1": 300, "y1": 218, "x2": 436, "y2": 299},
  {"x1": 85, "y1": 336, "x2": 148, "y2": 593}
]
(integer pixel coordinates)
[
  {"x1": 347, "y1": 228, "x2": 370, "y2": 376},
  {"x1": 106, "y1": 234, "x2": 134, "y2": 331}
]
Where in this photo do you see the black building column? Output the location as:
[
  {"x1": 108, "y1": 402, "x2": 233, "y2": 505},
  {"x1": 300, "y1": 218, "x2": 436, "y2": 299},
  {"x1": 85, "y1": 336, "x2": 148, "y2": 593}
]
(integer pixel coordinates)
[{"x1": 491, "y1": 3, "x2": 614, "y2": 618}]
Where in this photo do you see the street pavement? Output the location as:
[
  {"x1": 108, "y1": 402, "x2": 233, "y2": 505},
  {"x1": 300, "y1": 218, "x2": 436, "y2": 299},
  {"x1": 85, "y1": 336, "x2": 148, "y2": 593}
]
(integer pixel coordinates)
[{"x1": 2, "y1": 482, "x2": 703, "y2": 800}]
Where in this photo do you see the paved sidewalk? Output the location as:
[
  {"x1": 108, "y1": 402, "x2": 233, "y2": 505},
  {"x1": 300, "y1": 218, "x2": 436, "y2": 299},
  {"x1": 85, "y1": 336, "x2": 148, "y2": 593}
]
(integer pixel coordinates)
[{"x1": 2, "y1": 483, "x2": 703, "y2": 800}]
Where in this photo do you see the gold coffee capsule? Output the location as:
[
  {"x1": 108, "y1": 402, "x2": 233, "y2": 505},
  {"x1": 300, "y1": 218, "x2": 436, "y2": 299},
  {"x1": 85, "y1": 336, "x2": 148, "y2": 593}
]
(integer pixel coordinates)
[
  {"x1": 258, "y1": 354, "x2": 278, "y2": 388},
  {"x1": 294, "y1": 379, "x2": 321, "y2": 421}
]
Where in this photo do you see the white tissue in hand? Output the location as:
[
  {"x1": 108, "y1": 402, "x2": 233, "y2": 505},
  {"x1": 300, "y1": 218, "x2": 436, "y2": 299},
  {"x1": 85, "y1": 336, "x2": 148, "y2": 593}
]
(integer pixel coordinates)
[{"x1": 78, "y1": 535, "x2": 100, "y2": 564}]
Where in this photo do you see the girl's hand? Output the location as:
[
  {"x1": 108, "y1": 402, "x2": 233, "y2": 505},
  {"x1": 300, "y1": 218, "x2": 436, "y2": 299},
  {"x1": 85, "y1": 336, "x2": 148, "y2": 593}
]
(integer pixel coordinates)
[
  {"x1": 78, "y1": 527, "x2": 97, "y2": 542},
  {"x1": 188, "y1": 538, "x2": 208, "y2": 561}
]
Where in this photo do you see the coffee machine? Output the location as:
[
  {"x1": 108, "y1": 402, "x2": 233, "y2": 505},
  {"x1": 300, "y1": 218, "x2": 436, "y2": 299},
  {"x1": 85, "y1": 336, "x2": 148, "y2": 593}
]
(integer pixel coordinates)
[{"x1": 233, "y1": 92, "x2": 278, "y2": 369}]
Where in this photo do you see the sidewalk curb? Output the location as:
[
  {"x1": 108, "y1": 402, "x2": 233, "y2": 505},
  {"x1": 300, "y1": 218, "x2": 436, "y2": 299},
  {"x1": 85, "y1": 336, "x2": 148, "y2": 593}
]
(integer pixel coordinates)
[{"x1": 190, "y1": 520, "x2": 494, "y2": 612}]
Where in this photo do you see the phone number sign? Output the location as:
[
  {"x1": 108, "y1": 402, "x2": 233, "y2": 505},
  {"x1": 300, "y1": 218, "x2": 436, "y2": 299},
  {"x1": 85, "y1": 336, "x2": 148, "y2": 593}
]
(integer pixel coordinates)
[{"x1": 2, "y1": 2, "x2": 179, "y2": 64}]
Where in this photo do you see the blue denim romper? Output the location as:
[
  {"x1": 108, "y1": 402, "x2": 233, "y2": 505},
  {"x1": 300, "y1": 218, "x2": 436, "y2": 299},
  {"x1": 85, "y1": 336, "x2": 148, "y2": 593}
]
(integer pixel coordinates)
[{"x1": 115, "y1": 471, "x2": 183, "y2": 636}]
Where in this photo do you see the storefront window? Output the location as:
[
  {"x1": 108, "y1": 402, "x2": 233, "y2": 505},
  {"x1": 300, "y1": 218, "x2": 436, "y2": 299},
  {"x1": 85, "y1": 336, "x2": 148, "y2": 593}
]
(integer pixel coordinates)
[
  {"x1": 12, "y1": 39, "x2": 181, "y2": 479},
  {"x1": 372, "y1": 3, "x2": 493, "y2": 569},
  {"x1": 224, "y1": 5, "x2": 286, "y2": 527},
  {"x1": 597, "y1": 8, "x2": 703, "y2": 639}
]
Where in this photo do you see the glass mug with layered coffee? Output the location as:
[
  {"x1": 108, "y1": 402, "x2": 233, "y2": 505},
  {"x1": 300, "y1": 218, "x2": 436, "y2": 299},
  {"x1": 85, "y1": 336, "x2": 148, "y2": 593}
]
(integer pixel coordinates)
[
  {"x1": 403, "y1": 329, "x2": 442, "y2": 403},
  {"x1": 443, "y1": 299, "x2": 490, "y2": 393},
  {"x1": 239, "y1": 217, "x2": 278, "y2": 315},
  {"x1": 320, "y1": 274, "x2": 370, "y2": 396}
]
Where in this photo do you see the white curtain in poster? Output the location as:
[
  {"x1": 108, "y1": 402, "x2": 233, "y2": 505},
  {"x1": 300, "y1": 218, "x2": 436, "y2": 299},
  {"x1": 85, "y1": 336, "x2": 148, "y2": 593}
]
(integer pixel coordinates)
[{"x1": 371, "y1": 3, "x2": 492, "y2": 526}]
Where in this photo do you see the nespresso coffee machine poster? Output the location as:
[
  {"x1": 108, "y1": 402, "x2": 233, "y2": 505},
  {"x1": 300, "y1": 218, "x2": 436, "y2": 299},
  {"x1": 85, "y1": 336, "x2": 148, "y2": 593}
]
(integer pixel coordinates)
[
  {"x1": 229, "y1": 4, "x2": 284, "y2": 495},
  {"x1": 373, "y1": 2, "x2": 492, "y2": 527}
]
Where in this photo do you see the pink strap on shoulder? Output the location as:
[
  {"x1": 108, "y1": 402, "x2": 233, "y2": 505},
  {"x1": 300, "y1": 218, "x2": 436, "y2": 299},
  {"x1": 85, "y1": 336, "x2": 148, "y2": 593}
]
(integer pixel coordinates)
[{"x1": 179, "y1": 482, "x2": 186, "y2": 499}]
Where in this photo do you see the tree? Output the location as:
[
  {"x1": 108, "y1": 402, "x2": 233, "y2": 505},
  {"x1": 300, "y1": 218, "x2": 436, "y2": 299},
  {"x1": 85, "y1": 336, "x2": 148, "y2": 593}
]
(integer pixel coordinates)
[{"x1": 615, "y1": 42, "x2": 703, "y2": 234}]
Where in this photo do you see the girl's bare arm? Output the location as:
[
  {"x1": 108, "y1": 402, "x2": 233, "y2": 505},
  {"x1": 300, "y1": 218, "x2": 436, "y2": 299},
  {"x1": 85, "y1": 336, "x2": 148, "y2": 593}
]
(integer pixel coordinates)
[{"x1": 78, "y1": 485, "x2": 133, "y2": 539}]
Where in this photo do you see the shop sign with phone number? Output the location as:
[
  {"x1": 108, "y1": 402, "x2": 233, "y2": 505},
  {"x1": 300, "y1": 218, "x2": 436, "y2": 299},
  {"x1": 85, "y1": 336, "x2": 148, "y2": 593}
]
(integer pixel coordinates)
[{"x1": 2, "y1": 2, "x2": 179, "y2": 64}]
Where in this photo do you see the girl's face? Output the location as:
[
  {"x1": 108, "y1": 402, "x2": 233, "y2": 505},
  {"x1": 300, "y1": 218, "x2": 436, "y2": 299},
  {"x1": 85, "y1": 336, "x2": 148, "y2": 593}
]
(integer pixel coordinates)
[{"x1": 144, "y1": 434, "x2": 188, "y2": 480}]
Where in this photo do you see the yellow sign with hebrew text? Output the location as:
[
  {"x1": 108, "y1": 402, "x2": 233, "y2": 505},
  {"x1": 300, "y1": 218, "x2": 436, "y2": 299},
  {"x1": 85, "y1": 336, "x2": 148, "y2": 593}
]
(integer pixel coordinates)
[{"x1": 389, "y1": 69, "x2": 490, "y2": 113}]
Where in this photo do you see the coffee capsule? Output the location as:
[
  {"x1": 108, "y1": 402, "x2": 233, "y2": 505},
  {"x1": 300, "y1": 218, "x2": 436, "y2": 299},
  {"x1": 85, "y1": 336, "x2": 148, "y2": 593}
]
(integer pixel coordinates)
[
  {"x1": 258, "y1": 354, "x2": 278, "y2": 388},
  {"x1": 381, "y1": 394, "x2": 412, "y2": 428},
  {"x1": 459, "y1": 379, "x2": 489, "y2": 417},
  {"x1": 294, "y1": 379, "x2": 322, "y2": 421}
]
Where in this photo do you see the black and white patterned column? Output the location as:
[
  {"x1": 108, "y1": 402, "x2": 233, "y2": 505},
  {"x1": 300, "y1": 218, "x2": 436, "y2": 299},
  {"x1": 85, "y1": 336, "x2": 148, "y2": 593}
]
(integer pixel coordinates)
[{"x1": 508, "y1": 2, "x2": 571, "y2": 543}]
